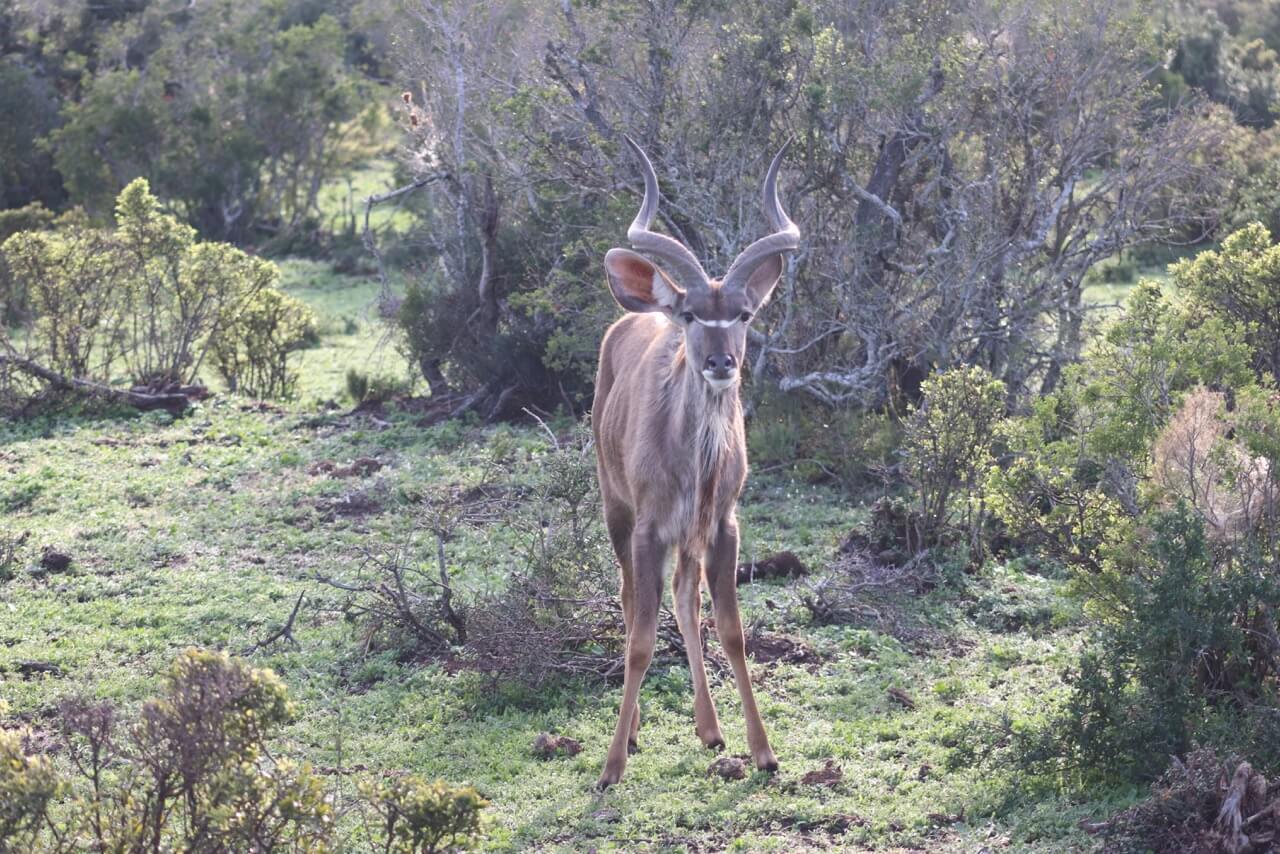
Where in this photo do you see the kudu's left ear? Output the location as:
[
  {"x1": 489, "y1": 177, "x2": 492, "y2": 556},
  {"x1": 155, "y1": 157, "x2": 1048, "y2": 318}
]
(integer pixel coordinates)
[
  {"x1": 741, "y1": 253, "x2": 784, "y2": 310},
  {"x1": 604, "y1": 248, "x2": 685, "y2": 314}
]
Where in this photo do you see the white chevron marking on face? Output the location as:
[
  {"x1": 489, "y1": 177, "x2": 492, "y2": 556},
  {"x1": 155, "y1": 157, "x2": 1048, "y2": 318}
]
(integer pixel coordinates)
[{"x1": 692, "y1": 317, "x2": 736, "y2": 328}]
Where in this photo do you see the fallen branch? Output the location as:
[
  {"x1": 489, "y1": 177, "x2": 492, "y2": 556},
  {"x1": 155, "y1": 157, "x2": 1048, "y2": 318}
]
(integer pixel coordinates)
[
  {"x1": 240, "y1": 592, "x2": 306, "y2": 656},
  {"x1": 1, "y1": 354, "x2": 196, "y2": 414}
]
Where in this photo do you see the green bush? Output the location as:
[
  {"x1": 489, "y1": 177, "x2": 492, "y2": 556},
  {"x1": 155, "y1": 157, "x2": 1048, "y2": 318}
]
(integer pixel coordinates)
[
  {"x1": 994, "y1": 237, "x2": 1280, "y2": 786},
  {"x1": 1030, "y1": 507, "x2": 1280, "y2": 786},
  {"x1": 1171, "y1": 222, "x2": 1280, "y2": 381},
  {"x1": 345, "y1": 368, "x2": 411, "y2": 407},
  {"x1": 748, "y1": 395, "x2": 901, "y2": 491},
  {"x1": 1, "y1": 650, "x2": 487, "y2": 851},
  {"x1": 209, "y1": 287, "x2": 317, "y2": 399},
  {"x1": 902, "y1": 365, "x2": 1005, "y2": 555},
  {"x1": 0, "y1": 180, "x2": 312, "y2": 406},
  {"x1": 0, "y1": 725, "x2": 61, "y2": 850},
  {"x1": 358, "y1": 777, "x2": 487, "y2": 853}
]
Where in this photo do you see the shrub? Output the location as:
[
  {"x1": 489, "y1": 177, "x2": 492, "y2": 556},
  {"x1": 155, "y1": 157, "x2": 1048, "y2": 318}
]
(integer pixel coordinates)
[
  {"x1": 1150, "y1": 387, "x2": 1273, "y2": 541},
  {"x1": 2, "y1": 223, "x2": 130, "y2": 379},
  {"x1": 209, "y1": 287, "x2": 317, "y2": 399},
  {"x1": 0, "y1": 180, "x2": 312, "y2": 407},
  {"x1": 322, "y1": 424, "x2": 627, "y2": 688},
  {"x1": 345, "y1": 368, "x2": 411, "y2": 407},
  {"x1": 1, "y1": 649, "x2": 488, "y2": 851},
  {"x1": 1031, "y1": 507, "x2": 1280, "y2": 787},
  {"x1": 748, "y1": 395, "x2": 901, "y2": 491},
  {"x1": 114, "y1": 181, "x2": 280, "y2": 387},
  {"x1": 0, "y1": 727, "x2": 61, "y2": 850},
  {"x1": 358, "y1": 777, "x2": 487, "y2": 853},
  {"x1": 902, "y1": 365, "x2": 1005, "y2": 555},
  {"x1": 1171, "y1": 222, "x2": 1280, "y2": 381},
  {"x1": 992, "y1": 258, "x2": 1280, "y2": 787}
]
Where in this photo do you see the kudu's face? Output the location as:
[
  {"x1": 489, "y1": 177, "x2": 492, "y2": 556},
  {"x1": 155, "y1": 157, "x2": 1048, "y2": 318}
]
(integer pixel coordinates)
[
  {"x1": 604, "y1": 137, "x2": 799, "y2": 394},
  {"x1": 676, "y1": 285, "x2": 754, "y2": 391}
]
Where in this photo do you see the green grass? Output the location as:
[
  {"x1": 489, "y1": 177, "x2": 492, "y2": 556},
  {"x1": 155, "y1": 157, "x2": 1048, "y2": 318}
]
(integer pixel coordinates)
[
  {"x1": 1082, "y1": 243, "x2": 1205, "y2": 312},
  {"x1": 277, "y1": 257, "x2": 412, "y2": 404},
  {"x1": 316, "y1": 157, "x2": 418, "y2": 236},
  {"x1": 0, "y1": 267, "x2": 1132, "y2": 851}
]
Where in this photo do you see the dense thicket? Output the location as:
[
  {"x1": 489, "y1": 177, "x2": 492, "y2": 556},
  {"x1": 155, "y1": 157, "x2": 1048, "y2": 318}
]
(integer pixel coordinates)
[
  {"x1": 0, "y1": 0, "x2": 393, "y2": 242},
  {"x1": 388, "y1": 0, "x2": 1239, "y2": 413}
]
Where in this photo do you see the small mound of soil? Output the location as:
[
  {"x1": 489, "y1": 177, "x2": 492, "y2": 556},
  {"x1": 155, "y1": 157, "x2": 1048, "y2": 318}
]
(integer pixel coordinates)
[
  {"x1": 746, "y1": 630, "x2": 824, "y2": 667},
  {"x1": 314, "y1": 489, "x2": 383, "y2": 521},
  {"x1": 708, "y1": 755, "x2": 749, "y2": 780},
  {"x1": 531, "y1": 732, "x2": 581, "y2": 759},
  {"x1": 39, "y1": 547, "x2": 72, "y2": 574},
  {"x1": 736, "y1": 551, "x2": 808, "y2": 584},
  {"x1": 800, "y1": 759, "x2": 843, "y2": 787}
]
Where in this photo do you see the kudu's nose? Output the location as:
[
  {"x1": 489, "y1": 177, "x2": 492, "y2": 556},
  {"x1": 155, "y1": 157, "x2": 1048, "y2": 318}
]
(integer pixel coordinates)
[{"x1": 703, "y1": 353, "x2": 737, "y2": 379}]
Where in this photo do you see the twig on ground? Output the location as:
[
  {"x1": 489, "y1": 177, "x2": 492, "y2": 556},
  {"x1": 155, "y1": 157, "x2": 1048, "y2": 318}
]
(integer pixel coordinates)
[{"x1": 241, "y1": 592, "x2": 306, "y2": 656}]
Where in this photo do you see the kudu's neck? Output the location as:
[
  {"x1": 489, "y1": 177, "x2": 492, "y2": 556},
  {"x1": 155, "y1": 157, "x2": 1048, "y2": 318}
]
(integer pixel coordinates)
[{"x1": 662, "y1": 334, "x2": 740, "y2": 467}]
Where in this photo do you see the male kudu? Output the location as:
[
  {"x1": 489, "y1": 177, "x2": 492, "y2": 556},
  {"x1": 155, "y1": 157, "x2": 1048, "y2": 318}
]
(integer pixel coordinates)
[{"x1": 592, "y1": 137, "x2": 800, "y2": 788}]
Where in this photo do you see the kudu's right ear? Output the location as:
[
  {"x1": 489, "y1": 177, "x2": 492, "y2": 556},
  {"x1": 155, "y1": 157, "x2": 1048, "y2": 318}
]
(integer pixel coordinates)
[{"x1": 604, "y1": 248, "x2": 685, "y2": 314}]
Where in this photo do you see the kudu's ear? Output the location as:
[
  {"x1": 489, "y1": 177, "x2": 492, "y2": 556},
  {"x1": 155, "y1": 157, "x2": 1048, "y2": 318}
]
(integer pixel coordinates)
[
  {"x1": 604, "y1": 248, "x2": 684, "y2": 313},
  {"x1": 741, "y1": 253, "x2": 784, "y2": 310}
]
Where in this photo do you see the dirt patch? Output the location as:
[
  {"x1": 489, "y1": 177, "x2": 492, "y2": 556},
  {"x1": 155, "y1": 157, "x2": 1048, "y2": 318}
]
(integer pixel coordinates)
[
  {"x1": 737, "y1": 551, "x2": 809, "y2": 585},
  {"x1": 775, "y1": 811, "x2": 869, "y2": 839},
  {"x1": 746, "y1": 629, "x2": 825, "y2": 667},
  {"x1": 800, "y1": 759, "x2": 843, "y2": 788},
  {"x1": 314, "y1": 488, "x2": 384, "y2": 521},
  {"x1": 531, "y1": 732, "x2": 582, "y2": 759},
  {"x1": 11, "y1": 660, "x2": 63, "y2": 679},
  {"x1": 308, "y1": 457, "x2": 384, "y2": 479},
  {"x1": 887, "y1": 687, "x2": 916, "y2": 710}
]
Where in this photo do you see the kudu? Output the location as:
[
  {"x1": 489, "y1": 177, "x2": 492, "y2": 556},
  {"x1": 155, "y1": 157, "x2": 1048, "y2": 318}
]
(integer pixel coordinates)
[{"x1": 592, "y1": 137, "x2": 800, "y2": 788}]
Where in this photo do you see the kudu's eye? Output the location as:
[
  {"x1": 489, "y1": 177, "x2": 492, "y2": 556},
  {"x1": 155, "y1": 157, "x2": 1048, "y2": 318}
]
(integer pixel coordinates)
[
  {"x1": 680, "y1": 311, "x2": 695, "y2": 324},
  {"x1": 740, "y1": 312, "x2": 753, "y2": 323}
]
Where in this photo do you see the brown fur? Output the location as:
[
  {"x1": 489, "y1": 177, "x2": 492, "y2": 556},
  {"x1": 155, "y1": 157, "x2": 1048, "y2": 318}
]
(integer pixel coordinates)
[
  {"x1": 591, "y1": 139, "x2": 795, "y2": 790},
  {"x1": 592, "y1": 297, "x2": 776, "y2": 789}
]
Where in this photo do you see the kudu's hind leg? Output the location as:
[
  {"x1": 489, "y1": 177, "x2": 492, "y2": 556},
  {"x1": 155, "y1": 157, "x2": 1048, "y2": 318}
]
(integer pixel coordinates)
[
  {"x1": 597, "y1": 524, "x2": 664, "y2": 789},
  {"x1": 673, "y1": 552, "x2": 724, "y2": 750},
  {"x1": 706, "y1": 518, "x2": 778, "y2": 772},
  {"x1": 605, "y1": 507, "x2": 640, "y2": 751}
]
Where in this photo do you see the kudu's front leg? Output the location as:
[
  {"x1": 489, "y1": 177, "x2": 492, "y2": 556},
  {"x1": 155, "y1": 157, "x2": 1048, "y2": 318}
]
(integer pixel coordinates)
[
  {"x1": 673, "y1": 550, "x2": 724, "y2": 750},
  {"x1": 597, "y1": 523, "x2": 665, "y2": 789},
  {"x1": 706, "y1": 516, "x2": 778, "y2": 772}
]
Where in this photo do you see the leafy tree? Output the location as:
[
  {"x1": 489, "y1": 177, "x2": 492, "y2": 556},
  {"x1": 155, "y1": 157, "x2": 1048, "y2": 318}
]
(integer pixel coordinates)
[
  {"x1": 44, "y1": 1, "x2": 382, "y2": 242},
  {"x1": 0, "y1": 59, "x2": 64, "y2": 210}
]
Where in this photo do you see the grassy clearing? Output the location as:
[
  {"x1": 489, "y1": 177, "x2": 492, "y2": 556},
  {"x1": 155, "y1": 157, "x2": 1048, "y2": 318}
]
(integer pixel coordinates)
[
  {"x1": 276, "y1": 258, "x2": 412, "y2": 404},
  {"x1": 0, "y1": 265, "x2": 1133, "y2": 851},
  {"x1": 316, "y1": 157, "x2": 418, "y2": 236}
]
